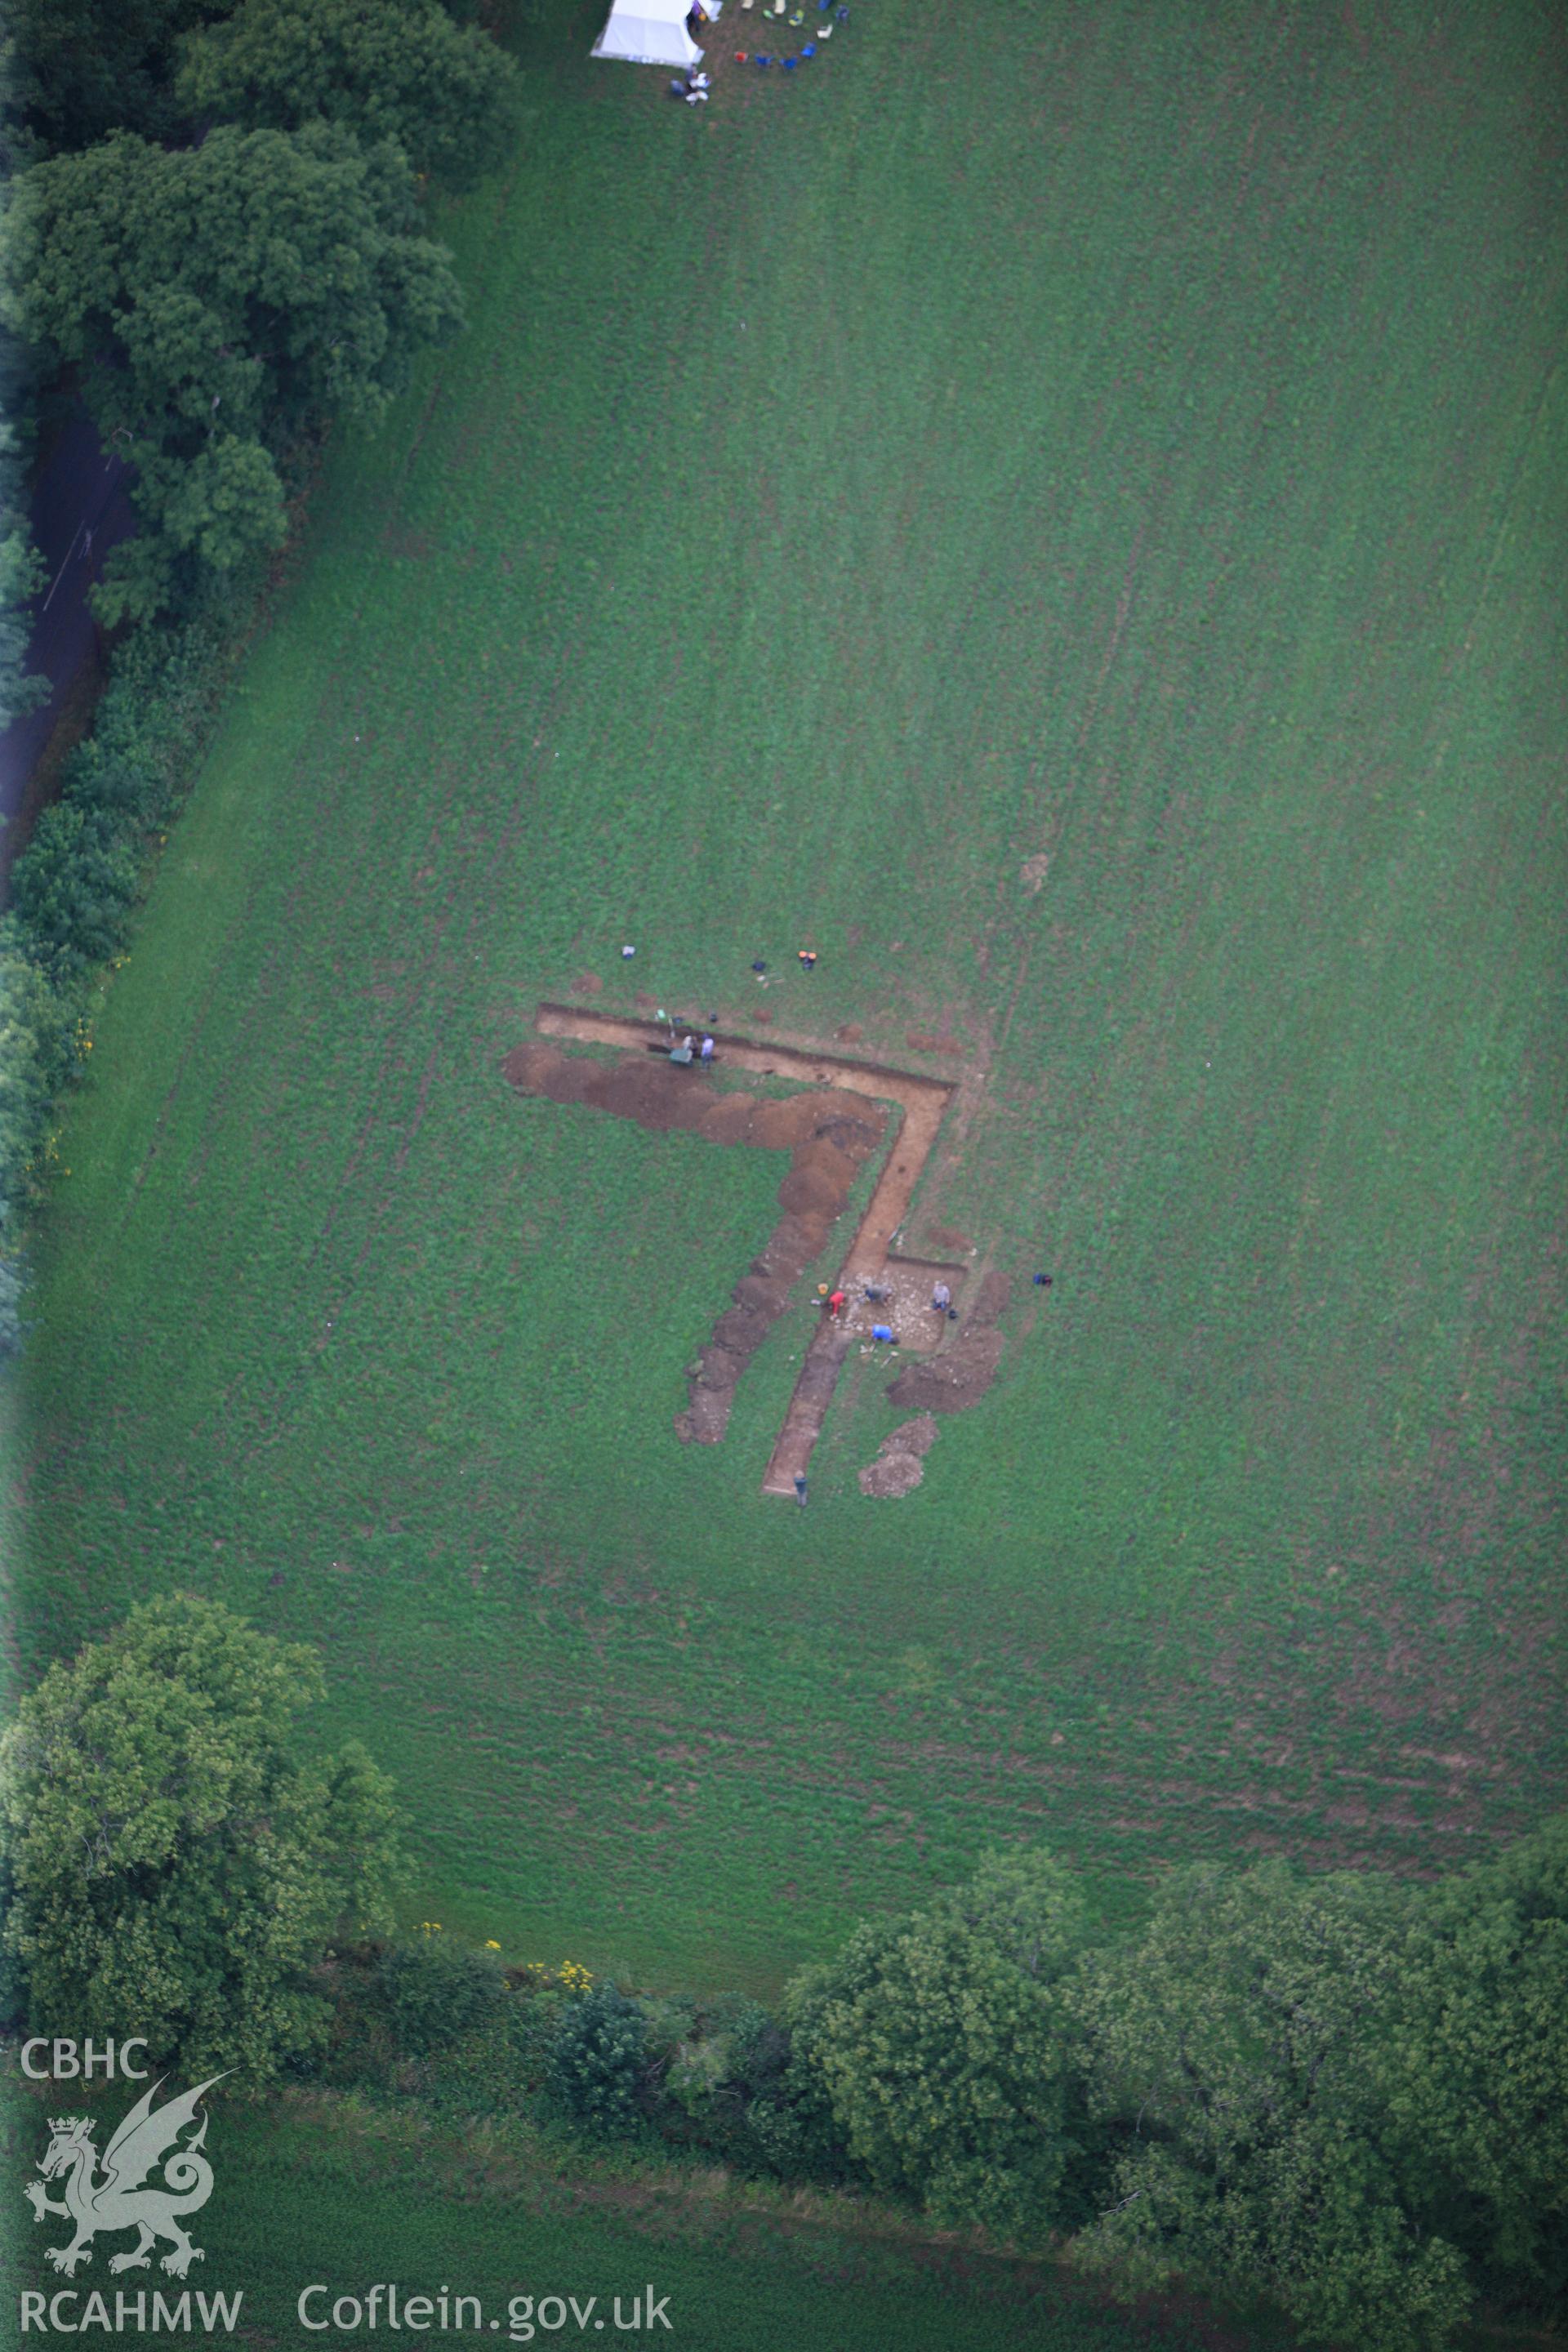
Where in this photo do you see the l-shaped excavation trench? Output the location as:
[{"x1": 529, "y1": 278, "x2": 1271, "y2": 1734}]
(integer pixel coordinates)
[{"x1": 508, "y1": 1007, "x2": 962, "y2": 1494}]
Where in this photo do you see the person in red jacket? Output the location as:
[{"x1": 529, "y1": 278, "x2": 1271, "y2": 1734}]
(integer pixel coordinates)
[{"x1": 827, "y1": 1290, "x2": 848, "y2": 1319}]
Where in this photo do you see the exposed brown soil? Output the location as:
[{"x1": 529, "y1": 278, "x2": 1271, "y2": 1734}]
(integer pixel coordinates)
[
  {"x1": 840, "y1": 1258, "x2": 966, "y2": 1344},
  {"x1": 887, "y1": 1332, "x2": 1006, "y2": 1414},
  {"x1": 968, "y1": 1270, "x2": 1012, "y2": 1326},
  {"x1": 682, "y1": 1108, "x2": 881, "y2": 1443},
  {"x1": 516, "y1": 1007, "x2": 996, "y2": 1487},
  {"x1": 503, "y1": 1029, "x2": 885, "y2": 1447},
  {"x1": 887, "y1": 1274, "x2": 1012, "y2": 1415},
  {"x1": 859, "y1": 1414, "x2": 940, "y2": 1498},
  {"x1": 571, "y1": 971, "x2": 603, "y2": 995},
  {"x1": 928, "y1": 1223, "x2": 973, "y2": 1252},
  {"x1": 835, "y1": 1022, "x2": 864, "y2": 1043}
]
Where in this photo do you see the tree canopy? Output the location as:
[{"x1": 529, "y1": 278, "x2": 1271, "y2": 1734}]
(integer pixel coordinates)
[
  {"x1": 0, "y1": 425, "x2": 46, "y2": 734},
  {"x1": 0, "y1": 316, "x2": 46, "y2": 733},
  {"x1": 0, "y1": 1593, "x2": 405, "y2": 2078},
  {"x1": 786, "y1": 1850, "x2": 1089, "y2": 2240},
  {"x1": 179, "y1": 0, "x2": 521, "y2": 190},
  {"x1": 7, "y1": 0, "x2": 224, "y2": 156},
  {"x1": 1379, "y1": 1820, "x2": 1568, "y2": 2305},
  {"x1": 1069, "y1": 1860, "x2": 1472, "y2": 2352},
  {"x1": 3, "y1": 123, "x2": 464, "y2": 621}
]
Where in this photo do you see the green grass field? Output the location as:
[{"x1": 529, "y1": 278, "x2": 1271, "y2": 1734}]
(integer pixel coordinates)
[
  {"x1": 10, "y1": 0, "x2": 1566, "y2": 2001},
  {"x1": 2, "y1": 2082, "x2": 1297, "y2": 2352}
]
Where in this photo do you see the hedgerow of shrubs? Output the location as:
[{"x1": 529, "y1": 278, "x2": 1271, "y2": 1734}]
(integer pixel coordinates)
[
  {"x1": 317, "y1": 1931, "x2": 856, "y2": 2187},
  {"x1": 0, "y1": 594, "x2": 255, "y2": 1350},
  {"x1": 376, "y1": 1927, "x2": 509, "y2": 2056},
  {"x1": 2, "y1": 1594, "x2": 1561, "y2": 2349},
  {"x1": 310, "y1": 1826, "x2": 1568, "y2": 2352},
  {"x1": 0, "y1": 0, "x2": 522, "y2": 1351}
]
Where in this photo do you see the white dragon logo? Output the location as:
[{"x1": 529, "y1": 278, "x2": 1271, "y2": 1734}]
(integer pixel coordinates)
[{"x1": 24, "y1": 2074, "x2": 227, "y2": 2278}]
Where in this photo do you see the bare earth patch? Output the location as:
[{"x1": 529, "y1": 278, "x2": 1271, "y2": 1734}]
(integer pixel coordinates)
[
  {"x1": 859, "y1": 1414, "x2": 939, "y2": 1498},
  {"x1": 506, "y1": 1006, "x2": 989, "y2": 1488},
  {"x1": 888, "y1": 1271, "x2": 1011, "y2": 1414},
  {"x1": 501, "y1": 1032, "x2": 885, "y2": 1448}
]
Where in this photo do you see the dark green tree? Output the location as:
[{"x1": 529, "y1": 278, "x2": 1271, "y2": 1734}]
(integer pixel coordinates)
[
  {"x1": 4, "y1": 123, "x2": 463, "y2": 621},
  {"x1": 0, "y1": 318, "x2": 46, "y2": 733},
  {"x1": 0, "y1": 425, "x2": 45, "y2": 733},
  {"x1": 7, "y1": 0, "x2": 225, "y2": 156},
  {"x1": 1069, "y1": 1860, "x2": 1471, "y2": 2352},
  {"x1": 786, "y1": 1850, "x2": 1088, "y2": 2240},
  {"x1": 0, "y1": 929, "x2": 76, "y2": 1356},
  {"x1": 179, "y1": 0, "x2": 520, "y2": 191},
  {"x1": 1379, "y1": 1819, "x2": 1568, "y2": 2308},
  {"x1": 7, "y1": 801, "x2": 140, "y2": 976},
  {"x1": 547, "y1": 1985, "x2": 650, "y2": 2136},
  {"x1": 0, "y1": 1594, "x2": 406, "y2": 2080}
]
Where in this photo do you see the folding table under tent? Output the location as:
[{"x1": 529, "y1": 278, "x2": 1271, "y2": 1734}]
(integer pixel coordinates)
[{"x1": 590, "y1": 0, "x2": 715, "y2": 67}]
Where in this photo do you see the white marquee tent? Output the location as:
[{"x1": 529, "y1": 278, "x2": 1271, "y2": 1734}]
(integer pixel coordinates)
[{"x1": 590, "y1": 0, "x2": 712, "y2": 67}]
